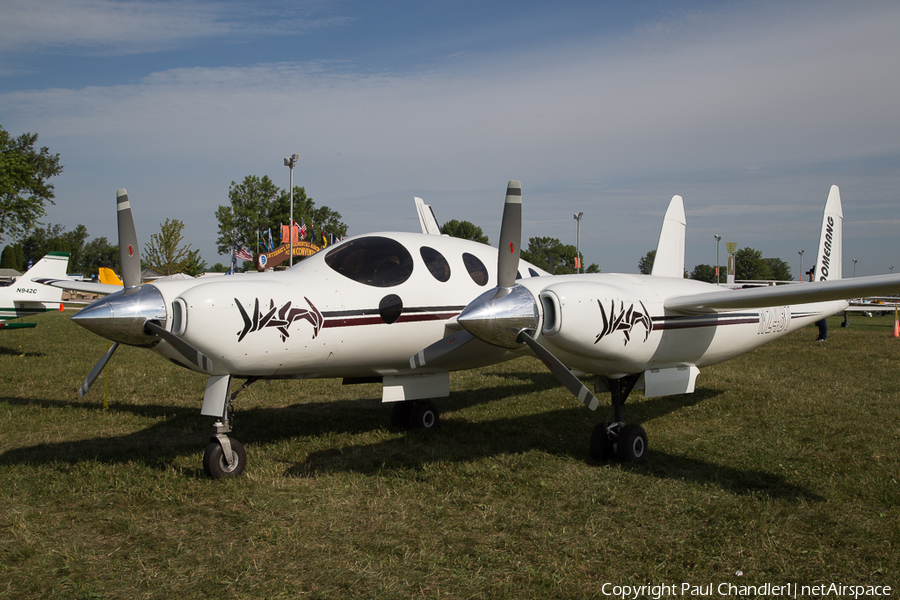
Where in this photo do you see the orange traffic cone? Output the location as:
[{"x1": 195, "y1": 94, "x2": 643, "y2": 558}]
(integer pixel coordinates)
[{"x1": 892, "y1": 320, "x2": 899, "y2": 338}]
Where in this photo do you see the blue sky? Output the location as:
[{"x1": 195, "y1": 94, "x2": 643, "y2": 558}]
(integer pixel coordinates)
[{"x1": 2, "y1": 0, "x2": 899, "y2": 276}]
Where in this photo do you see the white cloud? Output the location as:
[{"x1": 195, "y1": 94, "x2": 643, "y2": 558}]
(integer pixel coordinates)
[
  {"x1": 0, "y1": 0, "x2": 343, "y2": 54},
  {"x1": 2, "y1": 1, "x2": 899, "y2": 274}
]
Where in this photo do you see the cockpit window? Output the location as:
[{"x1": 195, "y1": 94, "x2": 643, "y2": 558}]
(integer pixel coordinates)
[
  {"x1": 463, "y1": 252, "x2": 489, "y2": 286},
  {"x1": 420, "y1": 246, "x2": 451, "y2": 282},
  {"x1": 325, "y1": 236, "x2": 414, "y2": 287},
  {"x1": 528, "y1": 268, "x2": 540, "y2": 277}
]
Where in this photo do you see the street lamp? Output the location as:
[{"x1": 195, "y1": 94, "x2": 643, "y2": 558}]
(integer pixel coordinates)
[
  {"x1": 852, "y1": 258, "x2": 857, "y2": 278},
  {"x1": 891, "y1": 266, "x2": 895, "y2": 274},
  {"x1": 798, "y1": 250, "x2": 804, "y2": 281},
  {"x1": 714, "y1": 234, "x2": 722, "y2": 284},
  {"x1": 284, "y1": 154, "x2": 299, "y2": 266},
  {"x1": 573, "y1": 212, "x2": 584, "y2": 273}
]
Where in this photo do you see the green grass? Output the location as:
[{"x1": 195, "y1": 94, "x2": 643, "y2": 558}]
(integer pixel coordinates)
[{"x1": 1, "y1": 310, "x2": 898, "y2": 598}]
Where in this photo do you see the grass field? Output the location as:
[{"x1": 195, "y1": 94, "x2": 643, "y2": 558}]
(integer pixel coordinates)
[{"x1": 1, "y1": 309, "x2": 898, "y2": 599}]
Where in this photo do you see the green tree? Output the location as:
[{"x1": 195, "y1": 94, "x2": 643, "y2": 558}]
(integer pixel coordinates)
[
  {"x1": 764, "y1": 257, "x2": 793, "y2": 281},
  {"x1": 521, "y1": 236, "x2": 598, "y2": 275},
  {"x1": 216, "y1": 176, "x2": 348, "y2": 259},
  {"x1": 0, "y1": 126, "x2": 63, "y2": 244},
  {"x1": 269, "y1": 186, "x2": 348, "y2": 246},
  {"x1": 440, "y1": 220, "x2": 489, "y2": 245},
  {"x1": 179, "y1": 248, "x2": 208, "y2": 277},
  {"x1": 144, "y1": 218, "x2": 193, "y2": 276},
  {"x1": 215, "y1": 175, "x2": 281, "y2": 256},
  {"x1": 80, "y1": 236, "x2": 118, "y2": 275},
  {"x1": 1, "y1": 243, "x2": 23, "y2": 270},
  {"x1": 209, "y1": 262, "x2": 229, "y2": 273},
  {"x1": 689, "y1": 263, "x2": 719, "y2": 283},
  {"x1": 734, "y1": 247, "x2": 774, "y2": 281},
  {"x1": 638, "y1": 250, "x2": 656, "y2": 275}
]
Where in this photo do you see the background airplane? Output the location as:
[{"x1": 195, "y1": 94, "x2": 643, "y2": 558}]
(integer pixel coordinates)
[
  {"x1": 0, "y1": 252, "x2": 69, "y2": 330},
  {"x1": 414, "y1": 184, "x2": 900, "y2": 464}
]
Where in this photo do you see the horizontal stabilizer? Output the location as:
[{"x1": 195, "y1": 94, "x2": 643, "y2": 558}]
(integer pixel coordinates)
[
  {"x1": 33, "y1": 278, "x2": 123, "y2": 296},
  {"x1": 665, "y1": 274, "x2": 900, "y2": 315}
]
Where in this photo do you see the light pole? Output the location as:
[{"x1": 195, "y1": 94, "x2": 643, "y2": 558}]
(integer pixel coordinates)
[
  {"x1": 714, "y1": 234, "x2": 722, "y2": 284},
  {"x1": 852, "y1": 258, "x2": 857, "y2": 277},
  {"x1": 284, "y1": 154, "x2": 299, "y2": 266},
  {"x1": 573, "y1": 212, "x2": 584, "y2": 273},
  {"x1": 798, "y1": 250, "x2": 804, "y2": 281},
  {"x1": 891, "y1": 266, "x2": 895, "y2": 274}
]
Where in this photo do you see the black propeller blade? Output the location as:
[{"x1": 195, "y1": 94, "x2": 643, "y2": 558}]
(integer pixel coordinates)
[
  {"x1": 410, "y1": 330, "x2": 475, "y2": 369},
  {"x1": 516, "y1": 332, "x2": 599, "y2": 410},
  {"x1": 78, "y1": 342, "x2": 120, "y2": 398},
  {"x1": 144, "y1": 320, "x2": 213, "y2": 372}
]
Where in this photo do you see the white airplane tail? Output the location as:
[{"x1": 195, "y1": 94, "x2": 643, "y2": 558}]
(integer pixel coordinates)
[
  {"x1": 813, "y1": 185, "x2": 842, "y2": 282},
  {"x1": 650, "y1": 195, "x2": 686, "y2": 278},
  {"x1": 414, "y1": 197, "x2": 442, "y2": 235},
  {"x1": 23, "y1": 252, "x2": 70, "y2": 301}
]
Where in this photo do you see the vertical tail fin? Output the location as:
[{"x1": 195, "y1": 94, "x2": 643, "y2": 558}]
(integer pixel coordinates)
[
  {"x1": 414, "y1": 197, "x2": 442, "y2": 235},
  {"x1": 813, "y1": 185, "x2": 842, "y2": 282},
  {"x1": 21, "y1": 252, "x2": 69, "y2": 303},
  {"x1": 650, "y1": 195, "x2": 686, "y2": 277}
]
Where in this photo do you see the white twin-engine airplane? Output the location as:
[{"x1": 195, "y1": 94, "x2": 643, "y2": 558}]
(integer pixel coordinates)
[
  {"x1": 47, "y1": 184, "x2": 900, "y2": 478},
  {"x1": 0, "y1": 252, "x2": 69, "y2": 330}
]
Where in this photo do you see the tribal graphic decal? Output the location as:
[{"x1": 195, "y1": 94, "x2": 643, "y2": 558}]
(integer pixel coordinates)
[
  {"x1": 236, "y1": 297, "x2": 323, "y2": 342},
  {"x1": 595, "y1": 300, "x2": 653, "y2": 346}
]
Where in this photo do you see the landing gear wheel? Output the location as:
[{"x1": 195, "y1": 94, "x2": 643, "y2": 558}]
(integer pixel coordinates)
[
  {"x1": 590, "y1": 423, "x2": 615, "y2": 461},
  {"x1": 616, "y1": 424, "x2": 647, "y2": 464},
  {"x1": 203, "y1": 437, "x2": 246, "y2": 478},
  {"x1": 390, "y1": 402, "x2": 414, "y2": 428},
  {"x1": 409, "y1": 401, "x2": 439, "y2": 430}
]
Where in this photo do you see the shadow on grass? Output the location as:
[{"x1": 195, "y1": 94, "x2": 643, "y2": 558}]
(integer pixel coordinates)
[
  {"x1": 0, "y1": 380, "x2": 820, "y2": 502},
  {"x1": 0, "y1": 345, "x2": 45, "y2": 357}
]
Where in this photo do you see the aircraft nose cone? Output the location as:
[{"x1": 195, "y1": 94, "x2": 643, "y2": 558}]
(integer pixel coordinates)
[
  {"x1": 72, "y1": 285, "x2": 167, "y2": 347},
  {"x1": 457, "y1": 285, "x2": 539, "y2": 349}
]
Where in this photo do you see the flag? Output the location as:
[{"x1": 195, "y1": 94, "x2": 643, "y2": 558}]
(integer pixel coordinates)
[
  {"x1": 235, "y1": 245, "x2": 253, "y2": 261},
  {"x1": 321, "y1": 230, "x2": 328, "y2": 247},
  {"x1": 308, "y1": 222, "x2": 316, "y2": 244},
  {"x1": 267, "y1": 229, "x2": 274, "y2": 251},
  {"x1": 299, "y1": 219, "x2": 308, "y2": 241},
  {"x1": 574, "y1": 256, "x2": 581, "y2": 270}
]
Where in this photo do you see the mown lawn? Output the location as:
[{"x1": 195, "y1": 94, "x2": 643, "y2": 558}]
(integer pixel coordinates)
[{"x1": 0, "y1": 310, "x2": 897, "y2": 599}]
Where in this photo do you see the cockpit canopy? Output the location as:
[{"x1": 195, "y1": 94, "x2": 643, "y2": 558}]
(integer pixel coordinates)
[{"x1": 325, "y1": 236, "x2": 414, "y2": 287}]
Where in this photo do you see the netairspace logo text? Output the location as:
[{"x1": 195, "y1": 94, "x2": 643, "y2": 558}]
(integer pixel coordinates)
[{"x1": 600, "y1": 582, "x2": 892, "y2": 599}]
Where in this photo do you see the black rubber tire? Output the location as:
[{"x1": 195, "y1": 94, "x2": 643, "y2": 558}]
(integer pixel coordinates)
[
  {"x1": 590, "y1": 423, "x2": 615, "y2": 461},
  {"x1": 410, "y1": 401, "x2": 439, "y2": 430},
  {"x1": 390, "y1": 402, "x2": 414, "y2": 428},
  {"x1": 616, "y1": 424, "x2": 647, "y2": 463},
  {"x1": 203, "y1": 437, "x2": 247, "y2": 479}
]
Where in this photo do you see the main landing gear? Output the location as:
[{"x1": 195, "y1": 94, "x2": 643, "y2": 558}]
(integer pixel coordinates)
[
  {"x1": 590, "y1": 374, "x2": 647, "y2": 464},
  {"x1": 390, "y1": 400, "x2": 440, "y2": 430}
]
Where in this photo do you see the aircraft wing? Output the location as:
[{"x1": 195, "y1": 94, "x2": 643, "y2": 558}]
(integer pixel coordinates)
[
  {"x1": 664, "y1": 274, "x2": 900, "y2": 315},
  {"x1": 33, "y1": 277, "x2": 123, "y2": 296}
]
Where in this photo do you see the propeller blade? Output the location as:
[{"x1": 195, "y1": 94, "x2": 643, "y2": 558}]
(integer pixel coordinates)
[
  {"x1": 410, "y1": 330, "x2": 475, "y2": 369},
  {"x1": 116, "y1": 189, "x2": 142, "y2": 288},
  {"x1": 517, "y1": 331, "x2": 599, "y2": 411},
  {"x1": 496, "y1": 180, "x2": 522, "y2": 291},
  {"x1": 144, "y1": 320, "x2": 214, "y2": 372},
  {"x1": 79, "y1": 342, "x2": 120, "y2": 398}
]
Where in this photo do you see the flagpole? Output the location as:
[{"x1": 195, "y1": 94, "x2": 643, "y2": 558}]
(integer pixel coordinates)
[{"x1": 284, "y1": 154, "x2": 299, "y2": 267}]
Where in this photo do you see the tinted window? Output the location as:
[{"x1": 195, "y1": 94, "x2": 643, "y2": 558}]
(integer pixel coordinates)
[
  {"x1": 420, "y1": 246, "x2": 451, "y2": 282},
  {"x1": 463, "y1": 252, "x2": 489, "y2": 286},
  {"x1": 325, "y1": 236, "x2": 414, "y2": 287},
  {"x1": 528, "y1": 268, "x2": 540, "y2": 277}
]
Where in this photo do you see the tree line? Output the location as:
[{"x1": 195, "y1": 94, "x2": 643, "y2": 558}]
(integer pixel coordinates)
[{"x1": 639, "y1": 249, "x2": 793, "y2": 282}]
